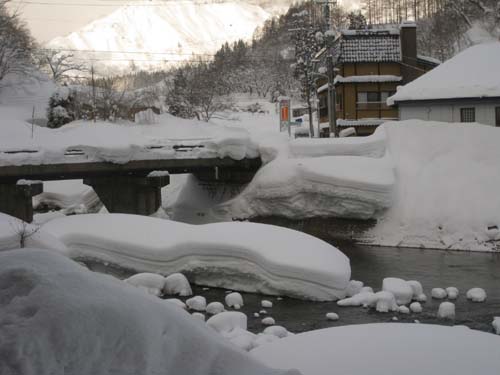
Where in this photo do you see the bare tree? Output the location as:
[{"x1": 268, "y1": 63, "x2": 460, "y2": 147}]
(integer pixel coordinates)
[
  {"x1": 9, "y1": 220, "x2": 40, "y2": 248},
  {"x1": 37, "y1": 50, "x2": 88, "y2": 83},
  {"x1": 0, "y1": 0, "x2": 35, "y2": 85}
]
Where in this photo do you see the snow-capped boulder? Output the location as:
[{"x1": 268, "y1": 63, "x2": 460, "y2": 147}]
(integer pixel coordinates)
[
  {"x1": 124, "y1": 272, "x2": 165, "y2": 297},
  {"x1": 431, "y1": 288, "x2": 447, "y2": 299},
  {"x1": 398, "y1": 306, "x2": 410, "y2": 314},
  {"x1": 437, "y1": 302, "x2": 456, "y2": 319},
  {"x1": 206, "y1": 302, "x2": 225, "y2": 315},
  {"x1": 493, "y1": 317, "x2": 500, "y2": 335},
  {"x1": 345, "y1": 280, "x2": 364, "y2": 297},
  {"x1": 446, "y1": 287, "x2": 459, "y2": 300},
  {"x1": 326, "y1": 312, "x2": 340, "y2": 321},
  {"x1": 261, "y1": 300, "x2": 273, "y2": 308},
  {"x1": 382, "y1": 278, "x2": 413, "y2": 305},
  {"x1": 164, "y1": 273, "x2": 192, "y2": 296},
  {"x1": 373, "y1": 291, "x2": 398, "y2": 313},
  {"x1": 226, "y1": 292, "x2": 244, "y2": 309},
  {"x1": 337, "y1": 292, "x2": 377, "y2": 307},
  {"x1": 163, "y1": 298, "x2": 187, "y2": 310},
  {"x1": 0, "y1": 249, "x2": 298, "y2": 375},
  {"x1": 186, "y1": 296, "x2": 207, "y2": 311},
  {"x1": 466, "y1": 288, "x2": 487, "y2": 302},
  {"x1": 263, "y1": 326, "x2": 290, "y2": 339},
  {"x1": 409, "y1": 302, "x2": 423, "y2": 313},
  {"x1": 262, "y1": 317, "x2": 276, "y2": 326}
]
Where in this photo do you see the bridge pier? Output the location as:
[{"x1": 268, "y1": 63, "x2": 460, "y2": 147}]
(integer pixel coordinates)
[
  {"x1": 84, "y1": 175, "x2": 170, "y2": 216},
  {"x1": 0, "y1": 182, "x2": 43, "y2": 223}
]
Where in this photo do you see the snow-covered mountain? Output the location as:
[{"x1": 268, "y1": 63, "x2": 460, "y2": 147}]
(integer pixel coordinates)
[{"x1": 47, "y1": 0, "x2": 292, "y2": 73}]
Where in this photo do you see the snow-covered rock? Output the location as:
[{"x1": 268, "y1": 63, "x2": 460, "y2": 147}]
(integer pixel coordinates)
[
  {"x1": 163, "y1": 298, "x2": 187, "y2": 310},
  {"x1": 345, "y1": 280, "x2": 364, "y2": 297},
  {"x1": 326, "y1": 313, "x2": 340, "y2": 321},
  {"x1": 124, "y1": 272, "x2": 165, "y2": 297},
  {"x1": 262, "y1": 317, "x2": 276, "y2": 326},
  {"x1": 360, "y1": 286, "x2": 374, "y2": 294},
  {"x1": 0, "y1": 249, "x2": 297, "y2": 375},
  {"x1": 466, "y1": 288, "x2": 487, "y2": 302},
  {"x1": 431, "y1": 288, "x2": 447, "y2": 299},
  {"x1": 164, "y1": 273, "x2": 192, "y2": 296},
  {"x1": 373, "y1": 291, "x2": 398, "y2": 313},
  {"x1": 186, "y1": 296, "x2": 207, "y2": 311},
  {"x1": 409, "y1": 302, "x2": 423, "y2": 313},
  {"x1": 192, "y1": 312, "x2": 205, "y2": 322},
  {"x1": 382, "y1": 278, "x2": 413, "y2": 305},
  {"x1": 493, "y1": 317, "x2": 500, "y2": 335},
  {"x1": 446, "y1": 287, "x2": 459, "y2": 300},
  {"x1": 206, "y1": 302, "x2": 225, "y2": 315},
  {"x1": 251, "y1": 324, "x2": 500, "y2": 375},
  {"x1": 337, "y1": 292, "x2": 377, "y2": 307},
  {"x1": 437, "y1": 302, "x2": 456, "y2": 319},
  {"x1": 261, "y1": 300, "x2": 273, "y2": 308},
  {"x1": 42, "y1": 214, "x2": 350, "y2": 301},
  {"x1": 207, "y1": 312, "x2": 247, "y2": 334},
  {"x1": 263, "y1": 326, "x2": 290, "y2": 339},
  {"x1": 406, "y1": 280, "x2": 424, "y2": 301},
  {"x1": 226, "y1": 292, "x2": 244, "y2": 309},
  {"x1": 398, "y1": 306, "x2": 410, "y2": 314}
]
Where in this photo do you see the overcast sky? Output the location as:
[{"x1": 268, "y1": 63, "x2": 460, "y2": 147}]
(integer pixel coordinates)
[{"x1": 11, "y1": 0, "x2": 358, "y2": 43}]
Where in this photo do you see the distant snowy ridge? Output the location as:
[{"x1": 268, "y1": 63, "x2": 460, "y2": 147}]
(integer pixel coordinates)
[{"x1": 47, "y1": 1, "x2": 290, "y2": 72}]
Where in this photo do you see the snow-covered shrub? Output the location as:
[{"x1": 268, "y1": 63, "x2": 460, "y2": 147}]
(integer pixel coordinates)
[{"x1": 47, "y1": 89, "x2": 76, "y2": 128}]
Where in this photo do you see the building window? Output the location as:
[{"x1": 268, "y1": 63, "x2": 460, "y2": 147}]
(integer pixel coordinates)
[
  {"x1": 496, "y1": 107, "x2": 500, "y2": 127},
  {"x1": 357, "y1": 92, "x2": 379, "y2": 110},
  {"x1": 460, "y1": 107, "x2": 475, "y2": 123},
  {"x1": 336, "y1": 93, "x2": 343, "y2": 111}
]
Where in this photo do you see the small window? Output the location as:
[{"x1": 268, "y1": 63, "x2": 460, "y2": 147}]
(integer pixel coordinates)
[
  {"x1": 460, "y1": 108, "x2": 475, "y2": 123},
  {"x1": 367, "y1": 92, "x2": 379, "y2": 102},
  {"x1": 496, "y1": 107, "x2": 500, "y2": 127},
  {"x1": 336, "y1": 93, "x2": 343, "y2": 110}
]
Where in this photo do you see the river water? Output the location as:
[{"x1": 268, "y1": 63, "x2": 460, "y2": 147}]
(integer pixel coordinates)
[{"x1": 86, "y1": 242, "x2": 500, "y2": 335}]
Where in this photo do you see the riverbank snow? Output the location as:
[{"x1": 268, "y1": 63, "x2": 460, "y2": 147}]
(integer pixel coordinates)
[
  {"x1": 0, "y1": 249, "x2": 298, "y2": 375},
  {"x1": 367, "y1": 120, "x2": 500, "y2": 251},
  {"x1": 42, "y1": 214, "x2": 351, "y2": 301},
  {"x1": 251, "y1": 324, "x2": 500, "y2": 375}
]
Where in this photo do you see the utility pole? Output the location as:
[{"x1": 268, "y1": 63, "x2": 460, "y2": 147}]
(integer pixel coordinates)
[
  {"x1": 91, "y1": 65, "x2": 97, "y2": 123},
  {"x1": 327, "y1": 55, "x2": 337, "y2": 137}
]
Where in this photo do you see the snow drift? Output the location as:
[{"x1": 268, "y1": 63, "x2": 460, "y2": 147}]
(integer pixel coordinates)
[
  {"x1": 367, "y1": 120, "x2": 500, "y2": 251},
  {"x1": 0, "y1": 249, "x2": 299, "y2": 375},
  {"x1": 42, "y1": 214, "x2": 351, "y2": 301},
  {"x1": 251, "y1": 324, "x2": 500, "y2": 375}
]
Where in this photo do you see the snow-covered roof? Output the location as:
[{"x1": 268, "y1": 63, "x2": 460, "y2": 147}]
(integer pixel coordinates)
[
  {"x1": 335, "y1": 30, "x2": 402, "y2": 63},
  {"x1": 417, "y1": 54, "x2": 441, "y2": 65},
  {"x1": 389, "y1": 42, "x2": 500, "y2": 104},
  {"x1": 334, "y1": 75, "x2": 402, "y2": 84}
]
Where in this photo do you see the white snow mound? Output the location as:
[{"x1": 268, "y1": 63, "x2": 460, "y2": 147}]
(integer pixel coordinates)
[
  {"x1": 42, "y1": 214, "x2": 351, "y2": 301},
  {"x1": 0, "y1": 249, "x2": 299, "y2": 375},
  {"x1": 251, "y1": 323, "x2": 500, "y2": 375}
]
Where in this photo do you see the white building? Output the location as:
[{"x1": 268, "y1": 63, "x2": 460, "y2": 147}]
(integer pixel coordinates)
[{"x1": 388, "y1": 42, "x2": 500, "y2": 127}]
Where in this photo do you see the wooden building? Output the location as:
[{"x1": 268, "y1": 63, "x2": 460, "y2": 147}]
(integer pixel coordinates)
[{"x1": 316, "y1": 22, "x2": 439, "y2": 136}]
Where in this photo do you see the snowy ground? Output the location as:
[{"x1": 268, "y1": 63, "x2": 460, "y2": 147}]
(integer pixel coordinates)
[
  {"x1": 41, "y1": 213, "x2": 351, "y2": 301},
  {"x1": 0, "y1": 248, "x2": 298, "y2": 375},
  {"x1": 251, "y1": 323, "x2": 500, "y2": 375}
]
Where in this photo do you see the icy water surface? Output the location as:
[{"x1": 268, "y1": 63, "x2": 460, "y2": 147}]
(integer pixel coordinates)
[{"x1": 86, "y1": 243, "x2": 500, "y2": 335}]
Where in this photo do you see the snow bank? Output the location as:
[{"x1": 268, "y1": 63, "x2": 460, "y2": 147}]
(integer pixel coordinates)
[
  {"x1": 0, "y1": 213, "x2": 67, "y2": 252},
  {"x1": 367, "y1": 120, "x2": 500, "y2": 251},
  {"x1": 251, "y1": 324, "x2": 500, "y2": 375},
  {"x1": 225, "y1": 154, "x2": 394, "y2": 220},
  {"x1": 0, "y1": 249, "x2": 299, "y2": 375},
  {"x1": 42, "y1": 214, "x2": 351, "y2": 301}
]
